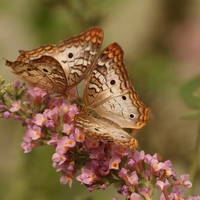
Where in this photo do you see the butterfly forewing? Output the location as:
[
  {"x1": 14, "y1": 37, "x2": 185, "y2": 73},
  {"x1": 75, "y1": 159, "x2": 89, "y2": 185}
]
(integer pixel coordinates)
[
  {"x1": 5, "y1": 27, "x2": 104, "y2": 96},
  {"x1": 84, "y1": 42, "x2": 150, "y2": 129},
  {"x1": 17, "y1": 27, "x2": 104, "y2": 89}
]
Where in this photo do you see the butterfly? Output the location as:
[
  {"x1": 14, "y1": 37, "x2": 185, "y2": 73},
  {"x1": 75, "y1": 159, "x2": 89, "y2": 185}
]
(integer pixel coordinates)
[
  {"x1": 74, "y1": 42, "x2": 150, "y2": 150},
  {"x1": 5, "y1": 27, "x2": 104, "y2": 97}
]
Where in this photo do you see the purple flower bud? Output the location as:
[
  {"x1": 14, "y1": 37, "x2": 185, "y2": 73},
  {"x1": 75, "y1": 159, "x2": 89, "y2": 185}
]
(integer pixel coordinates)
[
  {"x1": 130, "y1": 193, "x2": 141, "y2": 200},
  {"x1": 3, "y1": 111, "x2": 10, "y2": 118}
]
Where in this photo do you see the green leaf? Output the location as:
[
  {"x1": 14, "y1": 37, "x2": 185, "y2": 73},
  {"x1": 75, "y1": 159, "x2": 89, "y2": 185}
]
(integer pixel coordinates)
[
  {"x1": 180, "y1": 76, "x2": 200, "y2": 109},
  {"x1": 181, "y1": 111, "x2": 200, "y2": 120},
  {"x1": 0, "y1": 76, "x2": 5, "y2": 86}
]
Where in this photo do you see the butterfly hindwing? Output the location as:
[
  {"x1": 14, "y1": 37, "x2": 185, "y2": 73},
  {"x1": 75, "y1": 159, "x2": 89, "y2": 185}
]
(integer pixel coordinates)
[
  {"x1": 75, "y1": 113, "x2": 138, "y2": 150},
  {"x1": 5, "y1": 55, "x2": 67, "y2": 96}
]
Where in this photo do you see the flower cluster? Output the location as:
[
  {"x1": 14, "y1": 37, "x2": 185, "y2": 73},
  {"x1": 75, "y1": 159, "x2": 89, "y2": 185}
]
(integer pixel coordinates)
[{"x1": 0, "y1": 77, "x2": 199, "y2": 200}]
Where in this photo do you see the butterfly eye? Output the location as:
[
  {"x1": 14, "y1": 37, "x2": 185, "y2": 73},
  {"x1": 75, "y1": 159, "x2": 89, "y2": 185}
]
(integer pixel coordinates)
[
  {"x1": 130, "y1": 114, "x2": 134, "y2": 118},
  {"x1": 110, "y1": 80, "x2": 115, "y2": 85},
  {"x1": 68, "y1": 53, "x2": 73, "y2": 58},
  {"x1": 27, "y1": 68, "x2": 31, "y2": 71},
  {"x1": 43, "y1": 68, "x2": 48, "y2": 73},
  {"x1": 122, "y1": 96, "x2": 126, "y2": 100}
]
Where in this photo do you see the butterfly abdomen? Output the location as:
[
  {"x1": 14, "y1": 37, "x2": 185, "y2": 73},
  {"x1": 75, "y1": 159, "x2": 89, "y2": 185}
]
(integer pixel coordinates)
[{"x1": 84, "y1": 106, "x2": 121, "y2": 129}]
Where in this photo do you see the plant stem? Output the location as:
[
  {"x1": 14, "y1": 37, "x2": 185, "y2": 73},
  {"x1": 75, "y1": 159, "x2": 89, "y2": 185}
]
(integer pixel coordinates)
[{"x1": 187, "y1": 120, "x2": 200, "y2": 196}]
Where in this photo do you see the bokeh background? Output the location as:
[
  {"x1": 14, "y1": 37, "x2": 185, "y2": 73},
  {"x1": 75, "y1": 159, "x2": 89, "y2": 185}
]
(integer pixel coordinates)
[{"x1": 0, "y1": 0, "x2": 200, "y2": 199}]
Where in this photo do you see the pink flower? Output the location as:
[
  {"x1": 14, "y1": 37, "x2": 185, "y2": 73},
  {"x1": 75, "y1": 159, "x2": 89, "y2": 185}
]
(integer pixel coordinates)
[
  {"x1": 52, "y1": 152, "x2": 67, "y2": 165},
  {"x1": 133, "y1": 150, "x2": 145, "y2": 162},
  {"x1": 144, "y1": 153, "x2": 158, "y2": 164},
  {"x1": 68, "y1": 106, "x2": 78, "y2": 119},
  {"x1": 56, "y1": 135, "x2": 76, "y2": 154},
  {"x1": 130, "y1": 193, "x2": 141, "y2": 200},
  {"x1": 180, "y1": 174, "x2": 192, "y2": 188},
  {"x1": 28, "y1": 87, "x2": 47, "y2": 98},
  {"x1": 74, "y1": 128, "x2": 85, "y2": 142},
  {"x1": 139, "y1": 187, "x2": 151, "y2": 198},
  {"x1": 35, "y1": 113, "x2": 46, "y2": 126},
  {"x1": 63, "y1": 124, "x2": 73, "y2": 134},
  {"x1": 155, "y1": 180, "x2": 170, "y2": 190},
  {"x1": 128, "y1": 159, "x2": 136, "y2": 167},
  {"x1": 111, "y1": 145, "x2": 130, "y2": 157},
  {"x1": 10, "y1": 100, "x2": 21, "y2": 112},
  {"x1": 150, "y1": 159, "x2": 165, "y2": 172},
  {"x1": 45, "y1": 119, "x2": 55, "y2": 129},
  {"x1": 89, "y1": 144, "x2": 105, "y2": 159},
  {"x1": 127, "y1": 171, "x2": 138, "y2": 185},
  {"x1": 85, "y1": 138, "x2": 99, "y2": 148},
  {"x1": 27, "y1": 125, "x2": 42, "y2": 140},
  {"x1": 60, "y1": 102, "x2": 70, "y2": 113},
  {"x1": 168, "y1": 186, "x2": 184, "y2": 200},
  {"x1": 43, "y1": 107, "x2": 58, "y2": 120},
  {"x1": 101, "y1": 183, "x2": 108, "y2": 190},
  {"x1": 26, "y1": 87, "x2": 48, "y2": 106},
  {"x1": 111, "y1": 196, "x2": 118, "y2": 200},
  {"x1": 47, "y1": 133, "x2": 60, "y2": 146},
  {"x1": 76, "y1": 168, "x2": 99, "y2": 185},
  {"x1": 109, "y1": 154, "x2": 121, "y2": 170},
  {"x1": 0, "y1": 104, "x2": 6, "y2": 110},
  {"x1": 118, "y1": 167, "x2": 129, "y2": 178},
  {"x1": 60, "y1": 171, "x2": 73, "y2": 187},
  {"x1": 21, "y1": 141, "x2": 32, "y2": 153},
  {"x1": 21, "y1": 134, "x2": 32, "y2": 153},
  {"x1": 118, "y1": 185, "x2": 129, "y2": 196},
  {"x1": 91, "y1": 157, "x2": 110, "y2": 176},
  {"x1": 164, "y1": 162, "x2": 176, "y2": 179},
  {"x1": 64, "y1": 135, "x2": 76, "y2": 148}
]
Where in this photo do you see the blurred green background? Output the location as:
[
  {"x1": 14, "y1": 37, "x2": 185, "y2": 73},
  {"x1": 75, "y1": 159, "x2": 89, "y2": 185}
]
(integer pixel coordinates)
[{"x1": 0, "y1": 0, "x2": 200, "y2": 199}]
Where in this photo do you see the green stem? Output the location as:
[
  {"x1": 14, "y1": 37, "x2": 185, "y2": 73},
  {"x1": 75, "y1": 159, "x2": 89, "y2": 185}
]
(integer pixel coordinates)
[{"x1": 187, "y1": 120, "x2": 200, "y2": 196}]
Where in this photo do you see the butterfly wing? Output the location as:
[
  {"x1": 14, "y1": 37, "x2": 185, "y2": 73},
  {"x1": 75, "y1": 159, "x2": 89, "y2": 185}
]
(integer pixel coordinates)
[
  {"x1": 16, "y1": 27, "x2": 104, "y2": 89},
  {"x1": 75, "y1": 113, "x2": 138, "y2": 150},
  {"x1": 5, "y1": 56, "x2": 68, "y2": 96},
  {"x1": 84, "y1": 42, "x2": 150, "y2": 129}
]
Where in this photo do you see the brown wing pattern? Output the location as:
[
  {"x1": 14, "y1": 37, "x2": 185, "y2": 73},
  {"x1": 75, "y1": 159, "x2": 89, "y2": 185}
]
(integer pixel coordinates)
[
  {"x1": 5, "y1": 56, "x2": 68, "y2": 96},
  {"x1": 84, "y1": 43, "x2": 150, "y2": 129},
  {"x1": 5, "y1": 27, "x2": 104, "y2": 96},
  {"x1": 75, "y1": 114, "x2": 138, "y2": 150},
  {"x1": 75, "y1": 43, "x2": 150, "y2": 150},
  {"x1": 17, "y1": 27, "x2": 104, "y2": 88}
]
